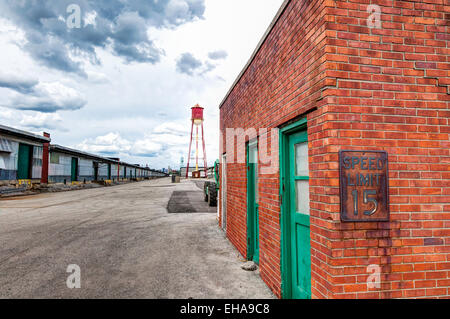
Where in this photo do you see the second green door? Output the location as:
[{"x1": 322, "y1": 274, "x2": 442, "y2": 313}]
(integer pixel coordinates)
[
  {"x1": 287, "y1": 130, "x2": 311, "y2": 299},
  {"x1": 247, "y1": 141, "x2": 259, "y2": 264}
]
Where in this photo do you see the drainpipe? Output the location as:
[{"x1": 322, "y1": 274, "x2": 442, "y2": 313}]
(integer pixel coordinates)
[{"x1": 40, "y1": 132, "x2": 50, "y2": 184}]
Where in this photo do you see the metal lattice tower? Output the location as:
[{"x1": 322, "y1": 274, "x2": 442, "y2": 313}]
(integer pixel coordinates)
[{"x1": 186, "y1": 104, "x2": 207, "y2": 178}]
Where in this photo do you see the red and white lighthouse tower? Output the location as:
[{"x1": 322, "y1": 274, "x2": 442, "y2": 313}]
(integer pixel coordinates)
[{"x1": 186, "y1": 104, "x2": 208, "y2": 178}]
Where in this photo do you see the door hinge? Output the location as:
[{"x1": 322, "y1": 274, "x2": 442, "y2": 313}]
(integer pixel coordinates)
[{"x1": 280, "y1": 194, "x2": 282, "y2": 205}]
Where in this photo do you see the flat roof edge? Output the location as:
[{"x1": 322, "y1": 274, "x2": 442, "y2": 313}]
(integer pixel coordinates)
[
  {"x1": 50, "y1": 145, "x2": 150, "y2": 170},
  {"x1": 50, "y1": 144, "x2": 119, "y2": 163},
  {"x1": 218, "y1": 0, "x2": 291, "y2": 109},
  {"x1": 0, "y1": 124, "x2": 51, "y2": 143}
]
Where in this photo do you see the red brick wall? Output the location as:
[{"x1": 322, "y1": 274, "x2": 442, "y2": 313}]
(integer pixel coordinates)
[
  {"x1": 317, "y1": 0, "x2": 449, "y2": 299},
  {"x1": 220, "y1": 0, "x2": 329, "y2": 298},
  {"x1": 220, "y1": 0, "x2": 449, "y2": 299}
]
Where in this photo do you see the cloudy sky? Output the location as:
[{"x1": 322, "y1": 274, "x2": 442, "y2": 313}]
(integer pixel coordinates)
[{"x1": 0, "y1": 0, "x2": 283, "y2": 170}]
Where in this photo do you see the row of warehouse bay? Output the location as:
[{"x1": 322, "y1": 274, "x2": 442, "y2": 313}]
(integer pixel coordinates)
[{"x1": 0, "y1": 124, "x2": 167, "y2": 188}]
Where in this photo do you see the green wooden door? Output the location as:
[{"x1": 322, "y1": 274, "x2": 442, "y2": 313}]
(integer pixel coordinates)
[
  {"x1": 107, "y1": 164, "x2": 111, "y2": 179},
  {"x1": 247, "y1": 141, "x2": 259, "y2": 264},
  {"x1": 17, "y1": 144, "x2": 32, "y2": 179},
  {"x1": 287, "y1": 130, "x2": 311, "y2": 299},
  {"x1": 71, "y1": 157, "x2": 78, "y2": 182}
]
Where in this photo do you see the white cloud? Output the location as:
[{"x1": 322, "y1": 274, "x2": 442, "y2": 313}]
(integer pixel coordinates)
[
  {"x1": 77, "y1": 132, "x2": 161, "y2": 158},
  {"x1": 0, "y1": 106, "x2": 67, "y2": 132},
  {"x1": 0, "y1": 72, "x2": 38, "y2": 93},
  {"x1": 166, "y1": 0, "x2": 191, "y2": 25},
  {"x1": 133, "y1": 138, "x2": 162, "y2": 156},
  {"x1": 0, "y1": 0, "x2": 285, "y2": 169},
  {"x1": 19, "y1": 112, "x2": 63, "y2": 129},
  {"x1": 86, "y1": 71, "x2": 109, "y2": 84},
  {"x1": 9, "y1": 81, "x2": 87, "y2": 112},
  {"x1": 78, "y1": 132, "x2": 130, "y2": 154},
  {"x1": 153, "y1": 122, "x2": 189, "y2": 135},
  {"x1": 76, "y1": 120, "x2": 192, "y2": 161},
  {"x1": 208, "y1": 50, "x2": 228, "y2": 60},
  {"x1": 0, "y1": 107, "x2": 15, "y2": 121},
  {"x1": 176, "y1": 52, "x2": 203, "y2": 75}
]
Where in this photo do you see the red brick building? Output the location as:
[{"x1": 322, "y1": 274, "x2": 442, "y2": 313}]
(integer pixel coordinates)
[{"x1": 218, "y1": 0, "x2": 449, "y2": 299}]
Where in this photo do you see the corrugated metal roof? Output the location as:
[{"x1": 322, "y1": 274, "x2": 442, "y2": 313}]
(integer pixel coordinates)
[
  {"x1": 50, "y1": 144, "x2": 119, "y2": 164},
  {"x1": 50, "y1": 144, "x2": 164, "y2": 172},
  {"x1": 0, "y1": 124, "x2": 51, "y2": 143}
]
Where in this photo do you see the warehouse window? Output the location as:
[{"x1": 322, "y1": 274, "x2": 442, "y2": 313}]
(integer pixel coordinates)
[
  {"x1": 0, "y1": 138, "x2": 12, "y2": 153},
  {"x1": 50, "y1": 152, "x2": 60, "y2": 164},
  {"x1": 294, "y1": 141, "x2": 309, "y2": 214}
]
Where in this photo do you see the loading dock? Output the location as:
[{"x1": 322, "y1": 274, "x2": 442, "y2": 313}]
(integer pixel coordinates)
[
  {"x1": 48, "y1": 145, "x2": 162, "y2": 184},
  {"x1": 0, "y1": 124, "x2": 49, "y2": 186},
  {"x1": 1, "y1": 125, "x2": 166, "y2": 190},
  {"x1": 93, "y1": 162, "x2": 99, "y2": 181}
]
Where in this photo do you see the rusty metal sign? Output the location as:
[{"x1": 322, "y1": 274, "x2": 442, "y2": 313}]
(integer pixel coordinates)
[{"x1": 339, "y1": 150, "x2": 389, "y2": 222}]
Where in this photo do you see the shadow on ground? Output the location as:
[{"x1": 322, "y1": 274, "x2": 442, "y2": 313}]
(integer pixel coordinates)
[{"x1": 167, "y1": 190, "x2": 216, "y2": 213}]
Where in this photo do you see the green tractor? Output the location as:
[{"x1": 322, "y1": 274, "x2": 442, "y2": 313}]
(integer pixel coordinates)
[{"x1": 204, "y1": 160, "x2": 219, "y2": 207}]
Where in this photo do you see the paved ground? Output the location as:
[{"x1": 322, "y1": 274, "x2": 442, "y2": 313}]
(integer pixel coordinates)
[
  {"x1": 167, "y1": 180, "x2": 216, "y2": 214},
  {"x1": 0, "y1": 178, "x2": 274, "y2": 299}
]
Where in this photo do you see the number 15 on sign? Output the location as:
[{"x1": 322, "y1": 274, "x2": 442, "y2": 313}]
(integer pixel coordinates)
[{"x1": 339, "y1": 150, "x2": 389, "y2": 222}]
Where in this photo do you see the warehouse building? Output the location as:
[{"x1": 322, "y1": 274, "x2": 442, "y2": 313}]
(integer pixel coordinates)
[
  {"x1": 0, "y1": 124, "x2": 50, "y2": 186},
  {"x1": 48, "y1": 145, "x2": 164, "y2": 184},
  {"x1": 219, "y1": 0, "x2": 449, "y2": 299},
  {"x1": 149, "y1": 169, "x2": 167, "y2": 179},
  {"x1": 49, "y1": 145, "x2": 117, "y2": 184},
  {"x1": 0, "y1": 124, "x2": 167, "y2": 187}
]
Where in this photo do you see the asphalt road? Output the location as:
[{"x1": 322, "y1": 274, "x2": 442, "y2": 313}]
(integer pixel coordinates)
[{"x1": 0, "y1": 178, "x2": 274, "y2": 299}]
